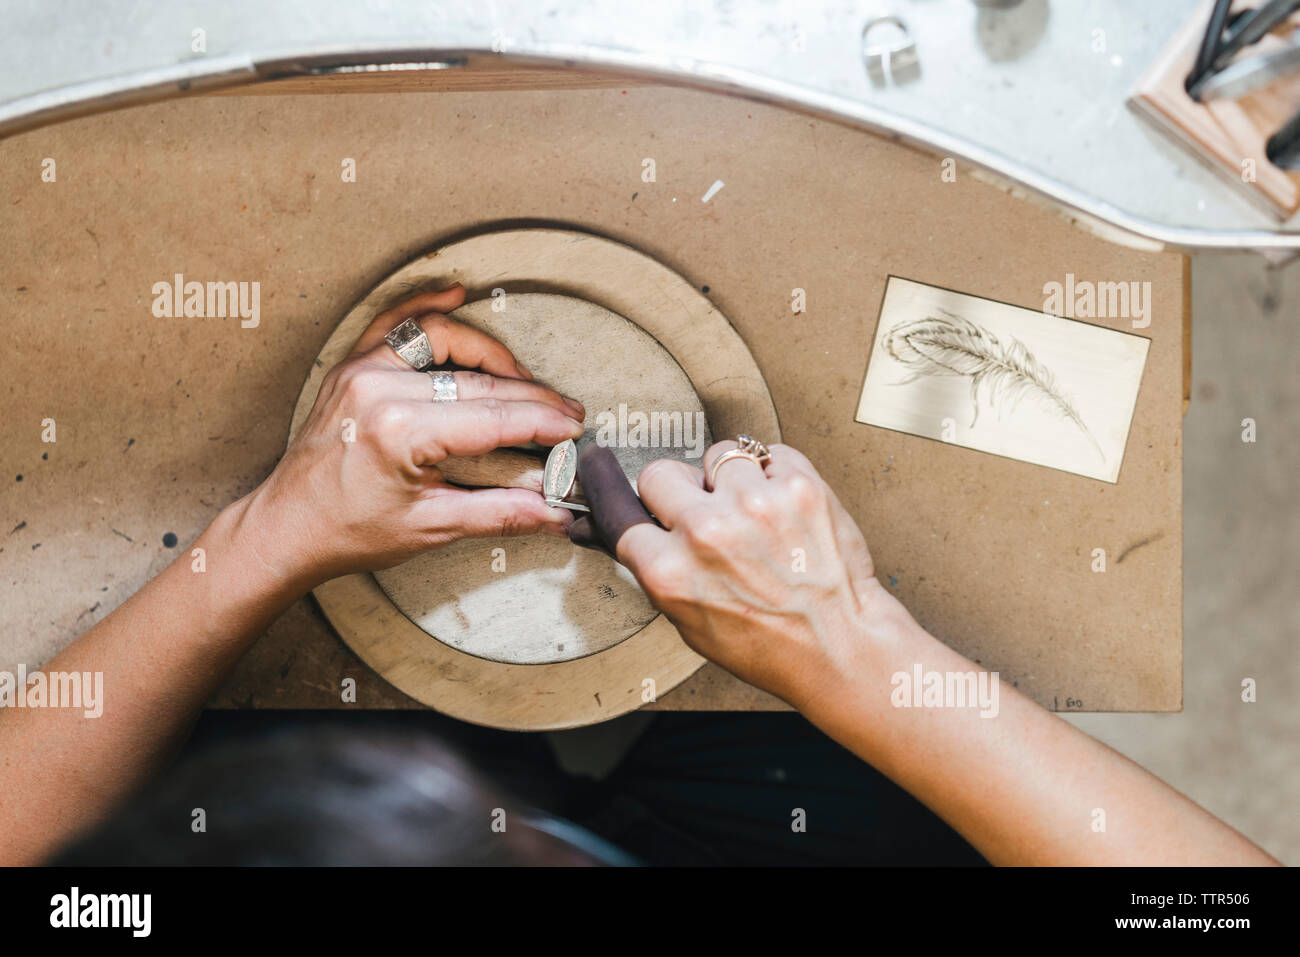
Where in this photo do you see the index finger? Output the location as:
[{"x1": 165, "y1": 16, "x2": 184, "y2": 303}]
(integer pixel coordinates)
[
  {"x1": 406, "y1": 399, "x2": 584, "y2": 463},
  {"x1": 350, "y1": 286, "x2": 467, "y2": 355},
  {"x1": 351, "y1": 286, "x2": 532, "y2": 381}
]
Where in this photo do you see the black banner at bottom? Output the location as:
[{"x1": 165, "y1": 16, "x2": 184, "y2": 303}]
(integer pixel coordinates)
[{"x1": 0, "y1": 864, "x2": 1290, "y2": 943}]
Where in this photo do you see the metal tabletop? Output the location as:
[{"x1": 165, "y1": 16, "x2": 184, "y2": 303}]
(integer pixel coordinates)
[{"x1": 2, "y1": 0, "x2": 1297, "y2": 253}]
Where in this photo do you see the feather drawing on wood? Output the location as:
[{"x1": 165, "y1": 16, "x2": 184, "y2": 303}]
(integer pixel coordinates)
[{"x1": 884, "y1": 309, "x2": 1105, "y2": 463}]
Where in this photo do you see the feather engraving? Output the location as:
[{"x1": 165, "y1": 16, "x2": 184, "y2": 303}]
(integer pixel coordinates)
[{"x1": 884, "y1": 310, "x2": 1104, "y2": 463}]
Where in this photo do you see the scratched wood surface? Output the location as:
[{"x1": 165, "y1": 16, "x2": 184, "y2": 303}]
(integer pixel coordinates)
[{"x1": 0, "y1": 84, "x2": 1184, "y2": 715}]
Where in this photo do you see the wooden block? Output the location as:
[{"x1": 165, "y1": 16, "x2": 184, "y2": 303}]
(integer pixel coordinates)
[
  {"x1": 1130, "y1": 0, "x2": 1300, "y2": 219},
  {"x1": 0, "y1": 85, "x2": 1184, "y2": 716}
]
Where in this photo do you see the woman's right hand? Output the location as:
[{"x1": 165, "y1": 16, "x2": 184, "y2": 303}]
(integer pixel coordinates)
[
  {"x1": 594, "y1": 440, "x2": 900, "y2": 706},
  {"x1": 575, "y1": 442, "x2": 1283, "y2": 868}
]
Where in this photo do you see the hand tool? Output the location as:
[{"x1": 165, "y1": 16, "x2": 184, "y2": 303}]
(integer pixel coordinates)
[
  {"x1": 1198, "y1": 36, "x2": 1300, "y2": 99},
  {"x1": 439, "y1": 440, "x2": 652, "y2": 558},
  {"x1": 567, "y1": 444, "x2": 658, "y2": 560},
  {"x1": 1186, "y1": 0, "x2": 1300, "y2": 99}
]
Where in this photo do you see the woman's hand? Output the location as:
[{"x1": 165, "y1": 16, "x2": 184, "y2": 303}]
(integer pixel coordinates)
[
  {"x1": 608, "y1": 441, "x2": 897, "y2": 706},
  {"x1": 595, "y1": 441, "x2": 1279, "y2": 866},
  {"x1": 242, "y1": 285, "x2": 586, "y2": 588}
]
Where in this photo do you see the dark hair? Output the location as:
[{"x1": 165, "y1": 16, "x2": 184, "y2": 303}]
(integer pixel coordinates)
[{"x1": 52, "y1": 725, "x2": 600, "y2": 866}]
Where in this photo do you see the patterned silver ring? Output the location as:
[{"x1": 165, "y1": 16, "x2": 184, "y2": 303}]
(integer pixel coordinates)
[
  {"x1": 428, "y1": 370, "x2": 458, "y2": 402},
  {"x1": 384, "y1": 317, "x2": 435, "y2": 371}
]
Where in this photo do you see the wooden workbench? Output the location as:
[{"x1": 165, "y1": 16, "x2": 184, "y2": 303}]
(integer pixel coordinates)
[{"x1": 0, "y1": 81, "x2": 1185, "y2": 714}]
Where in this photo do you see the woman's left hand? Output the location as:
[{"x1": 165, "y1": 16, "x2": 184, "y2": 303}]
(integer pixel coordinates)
[{"x1": 237, "y1": 284, "x2": 586, "y2": 588}]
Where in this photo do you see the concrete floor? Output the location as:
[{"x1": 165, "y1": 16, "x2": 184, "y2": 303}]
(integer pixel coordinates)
[{"x1": 1064, "y1": 251, "x2": 1299, "y2": 864}]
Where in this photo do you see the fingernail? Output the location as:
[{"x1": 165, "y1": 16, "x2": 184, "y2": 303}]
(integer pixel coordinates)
[
  {"x1": 516, "y1": 362, "x2": 534, "y2": 380},
  {"x1": 564, "y1": 397, "x2": 586, "y2": 418},
  {"x1": 543, "y1": 509, "x2": 574, "y2": 534}
]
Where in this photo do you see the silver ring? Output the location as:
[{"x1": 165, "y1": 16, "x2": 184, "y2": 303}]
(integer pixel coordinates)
[
  {"x1": 706, "y1": 435, "x2": 773, "y2": 490},
  {"x1": 862, "y1": 14, "x2": 917, "y2": 75},
  {"x1": 384, "y1": 317, "x2": 435, "y2": 371},
  {"x1": 428, "y1": 370, "x2": 458, "y2": 402}
]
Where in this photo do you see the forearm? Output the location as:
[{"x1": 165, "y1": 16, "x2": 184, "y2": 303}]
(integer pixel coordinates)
[
  {"x1": 794, "y1": 582, "x2": 1279, "y2": 866},
  {"x1": 0, "y1": 493, "x2": 307, "y2": 865}
]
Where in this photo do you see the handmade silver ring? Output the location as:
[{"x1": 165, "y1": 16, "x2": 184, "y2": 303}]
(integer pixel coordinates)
[
  {"x1": 428, "y1": 370, "x2": 458, "y2": 402},
  {"x1": 707, "y1": 435, "x2": 773, "y2": 490},
  {"x1": 384, "y1": 317, "x2": 435, "y2": 370}
]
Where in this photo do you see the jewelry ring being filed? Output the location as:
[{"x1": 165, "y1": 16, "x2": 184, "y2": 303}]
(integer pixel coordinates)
[
  {"x1": 384, "y1": 317, "x2": 435, "y2": 371},
  {"x1": 428, "y1": 370, "x2": 458, "y2": 402},
  {"x1": 707, "y1": 434, "x2": 773, "y2": 490}
]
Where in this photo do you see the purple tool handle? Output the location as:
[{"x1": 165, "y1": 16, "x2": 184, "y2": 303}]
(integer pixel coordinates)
[{"x1": 568, "y1": 445, "x2": 657, "y2": 560}]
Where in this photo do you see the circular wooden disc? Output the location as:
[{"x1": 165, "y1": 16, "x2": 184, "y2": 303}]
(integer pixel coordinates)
[
  {"x1": 374, "y1": 293, "x2": 711, "y2": 665},
  {"x1": 290, "y1": 228, "x2": 779, "y2": 730}
]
